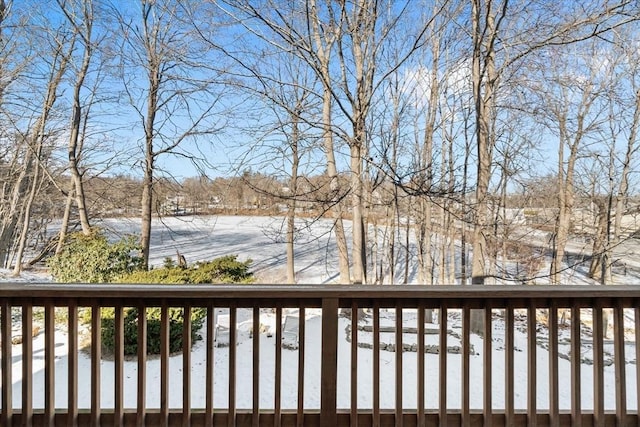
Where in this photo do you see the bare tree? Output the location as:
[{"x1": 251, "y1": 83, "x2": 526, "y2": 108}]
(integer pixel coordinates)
[
  {"x1": 3, "y1": 7, "x2": 75, "y2": 271},
  {"x1": 581, "y1": 32, "x2": 640, "y2": 283},
  {"x1": 56, "y1": 0, "x2": 98, "y2": 236},
  {"x1": 216, "y1": 0, "x2": 440, "y2": 283},
  {"x1": 235, "y1": 53, "x2": 317, "y2": 284},
  {"x1": 612, "y1": 30, "x2": 640, "y2": 242},
  {"x1": 467, "y1": 1, "x2": 639, "y2": 288},
  {"x1": 115, "y1": 0, "x2": 221, "y2": 268},
  {"x1": 469, "y1": 0, "x2": 504, "y2": 287},
  {"x1": 308, "y1": 0, "x2": 351, "y2": 283},
  {"x1": 539, "y1": 43, "x2": 607, "y2": 284}
]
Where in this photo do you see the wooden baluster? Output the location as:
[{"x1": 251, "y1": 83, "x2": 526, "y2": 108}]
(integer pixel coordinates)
[
  {"x1": 528, "y1": 302, "x2": 537, "y2": 427},
  {"x1": 229, "y1": 304, "x2": 237, "y2": 427},
  {"x1": 137, "y1": 303, "x2": 147, "y2": 427},
  {"x1": 439, "y1": 306, "x2": 447, "y2": 427},
  {"x1": 161, "y1": 303, "x2": 169, "y2": 427},
  {"x1": 23, "y1": 303, "x2": 33, "y2": 427},
  {"x1": 114, "y1": 304, "x2": 124, "y2": 427},
  {"x1": 548, "y1": 302, "x2": 558, "y2": 427},
  {"x1": 297, "y1": 306, "x2": 306, "y2": 427},
  {"x1": 1, "y1": 300, "x2": 12, "y2": 427},
  {"x1": 373, "y1": 303, "x2": 380, "y2": 427},
  {"x1": 570, "y1": 306, "x2": 581, "y2": 427},
  {"x1": 593, "y1": 305, "x2": 604, "y2": 427},
  {"x1": 90, "y1": 303, "x2": 101, "y2": 427},
  {"x1": 462, "y1": 306, "x2": 470, "y2": 427},
  {"x1": 505, "y1": 304, "x2": 514, "y2": 427},
  {"x1": 275, "y1": 306, "x2": 282, "y2": 427},
  {"x1": 183, "y1": 304, "x2": 192, "y2": 427},
  {"x1": 66, "y1": 303, "x2": 78, "y2": 427},
  {"x1": 252, "y1": 306, "x2": 260, "y2": 427},
  {"x1": 484, "y1": 307, "x2": 492, "y2": 427},
  {"x1": 614, "y1": 302, "x2": 626, "y2": 425},
  {"x1": 396, "y1": 304, "x2": 403, "y2": 427},
  {"x1": 633, "y1": 308, "x2": 640, "y2": 424},
  {"x1": 350, "y1": 302, "x2": 358, "y2": 427},
  {"x1": 417, "y1": 302, "x2": 425, "y2": 427},
  {"x1": 206, "y1": 304, "x2": 215, "y2": 427}
]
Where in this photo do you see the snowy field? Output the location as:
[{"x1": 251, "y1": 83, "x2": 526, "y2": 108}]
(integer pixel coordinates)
[
  {"x1": 5, "y1": 214, "x2": 640, "y2": 285},
  {"x1": 1, "y1": 215, "x2": 639, "y2": 411}
]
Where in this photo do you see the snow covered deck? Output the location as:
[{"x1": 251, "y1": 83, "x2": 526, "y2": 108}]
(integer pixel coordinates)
[{"x1": 0, "y1": 284, "x2": 639, "y2": 426}]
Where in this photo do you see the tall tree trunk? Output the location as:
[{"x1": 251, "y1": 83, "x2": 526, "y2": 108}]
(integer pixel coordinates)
[
  {"x1": 614, "y1": 89, "x2": 639, "y2": 240},
  {"x1": 309, "y1": 0, "x2": 350, "y2": 283},
  {"x1": 56, "y1": 187, "x2": 75, "y2": 255},
  {"x1": 57, "y1": 0, "x2": 94, "y2": 237},
  {"x1": 446, "y1": 128, "x2": 457, "y2": 284},
  {"x1": 350, "y1": 142, "x2": 366, "y2": 284},
  {"x1": 416, "y1": 198, "x2": 433, "y2": 284},
  {"x1": 589, "y1": 199, "x2": 609, "y2": 281},
  {"x1": 551, "y1": 114, "x2": 569, "y2": 284},
  {"x1": 286, "y1": 107, "x2": 301, "y2": 284},
  {"x1": 141, "y1": 140, "x2": 154, "y2": 270},
  {"x1": 550, "y1": 86, "x2": 589, "y2": 284},
  {"x1": 141, "y1": 77, "x2": 158, "y2": 269},
  {"x1": 139, "y1": 0, "x2": 161, "y2": 270},
  {"x1": 323, "y1": 87, "x2": 350, "y2": 283},
  {"x1": 470, "y1": 0, "x2": 499, "y2": 289},
  {"x1": 12, "y1": 145, "x2": 44, "y2": 275},
  {"x1": 403, "y1": 217, "x2": 410, "y2": 284},
  {"x1": 470, "y1": 0, "x2": 504, "y2": 334},
  {"x1": 69, "y1": 103, "x2": 91, "y2": 234},
  {"x1": 460, "y1": 114, "x2": 472, "y2": 284}
]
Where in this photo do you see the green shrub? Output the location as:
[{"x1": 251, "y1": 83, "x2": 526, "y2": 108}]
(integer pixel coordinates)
[
  {"x1": 90, "y1": 307, "x2": 206, "y2": 355},
  {"x1": 97, "y1": 255, "x2": 252, "y2": 355},
  {"x1": 117, "y1": 255, "x2": 254, "y2": 284},
  {"x1": 53, "y1": 232, "x2": 253, "y2": 355},
  {"x1": 48, "y1": 229, "x2": 143, "y2": 283}
]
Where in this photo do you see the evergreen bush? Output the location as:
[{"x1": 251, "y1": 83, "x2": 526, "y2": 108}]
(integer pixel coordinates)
[
  {"x1": 94, "y1": 255, "x2": 252, "y2": 355},
  {"x1": 51, "y1": 232, "x2": 253, "y2": 356},
  {"x1": 117, "y1": 255, "x2": 254, "y2": 284},
  {"x1": 48, "y1": 229, "x2": 143, "y2": 283}
]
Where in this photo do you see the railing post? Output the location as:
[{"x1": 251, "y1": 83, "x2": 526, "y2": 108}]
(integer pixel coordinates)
[
  {"x1": 90, "y1": 303, "x2": 101, "y2": 427},
  {"x1": 320, "y1": 297, "x2": 338, "y2": 427},
  {"x1": 45, "y1": 302, "x2": 55, "y2": 427}
]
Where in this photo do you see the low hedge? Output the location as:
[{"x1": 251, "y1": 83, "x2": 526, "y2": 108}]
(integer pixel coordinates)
[
  {"x1": 117, "y1": 255, "x2": 254, "y2": 284},
  {"x1": 97, "y1": 255, "x2": 253, "y2": 355}
]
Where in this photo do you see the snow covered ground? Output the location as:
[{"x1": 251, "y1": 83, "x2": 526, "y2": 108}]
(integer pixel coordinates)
[{"x1": 1, "y1": 215, "x2": 639, "y2": 412}]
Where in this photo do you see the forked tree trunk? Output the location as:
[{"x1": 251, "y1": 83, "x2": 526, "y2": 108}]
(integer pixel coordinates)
[{"x1": 309, "y1": 1, "x2": 350, "y2": 283}]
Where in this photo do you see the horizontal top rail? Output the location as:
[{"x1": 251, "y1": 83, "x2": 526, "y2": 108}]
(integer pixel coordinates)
[{"x1": 0, "y1": 283, "x2": 639, "y2": 308}]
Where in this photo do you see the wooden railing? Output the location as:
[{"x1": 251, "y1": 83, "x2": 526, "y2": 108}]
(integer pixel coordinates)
[{"x1": 0, "y1": 284, "x2": 639, "y2": 426}]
